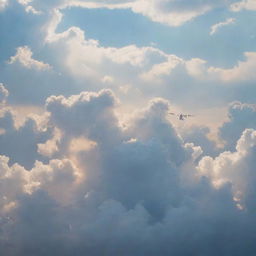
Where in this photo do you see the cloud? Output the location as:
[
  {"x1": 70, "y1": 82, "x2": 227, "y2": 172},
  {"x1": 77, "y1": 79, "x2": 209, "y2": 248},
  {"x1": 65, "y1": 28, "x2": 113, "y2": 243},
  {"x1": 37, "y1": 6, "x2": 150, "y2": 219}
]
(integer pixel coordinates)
[
  {"x1": 180, "y1": 126, "x2": 219, "y2": 157},
  {"x1": 8, "y1": 46, "x2": 51, "y2": 70},
  {"x1": 129, "y1": 0, "x2": 237, "y2": 27},
  {"x1": 1, "y1": 4, "x2": 255, "y2": 108},
  {"x1": 184, "y1": 52, "x2": 256, "y2": 84},
  {"x1": 17, "y1": 0, "x2": 32, "y2": 4},
  {"x1": 0, "y1": 0, "x2": 8, "y2": 11},
  {"x1": 0, "y1": 83, "x2": 9, "y2": 104},
  {"x1": 198, "y1": 128, "x2": 256, "y2": 211},
  {"x1": 218, "y1": 101, "x2": 256, "y2": 150},
  {"x1": 210, "y1": 18, "x2": 236, "y2": 35},
  {"x1": 2, "y1": 3, "x2": 256, "y2": 254},
  {"x1": 43, "y1": 13, "x2": 256, "y2": 108},
  {"x1": 0, "y1": 108, "x2": 53, "y2": 169},
  {"x1": 0, "y1": 84, "x2": 52, "y2": 169},
  {"x1": 26, "y1": 0, "x2": 236, "y2": 27},
  {"x1": 17, "y1": 0, "x2": 42, "y2": 14},
  {"x1": 1, "y1": 88, "x2": 256, "y2": 255},
  {"x1": 231, "y1": 0, "x2": 256, "y2": 11},
  {"x1": 46, "y1": 89, "x2": 122, "y2": 144}
]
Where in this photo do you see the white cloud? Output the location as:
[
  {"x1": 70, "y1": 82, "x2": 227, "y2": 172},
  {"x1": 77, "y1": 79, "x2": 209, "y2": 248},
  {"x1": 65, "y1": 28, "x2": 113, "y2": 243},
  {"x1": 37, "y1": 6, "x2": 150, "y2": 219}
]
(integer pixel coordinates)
[
  {"x1": 17, "y1": 0, "x2": 42, "y2": 14},
  {"x1": 17, "y1": 0, "x2": 32, "y2": 5},
  {"x1": 25, "y1": 5, "x2": 42, "y2": 14},
  {"x1": 0, "y1": 84, "x2": 9, "y2": 104},
  {"x1": 0, "y1": 0, "x2": 8, "y2": 11},
  {"x1": 130, "y1": 0, "x2": 212, "y2": 27},
  {"x1": 209, "y1": 52, "x2": 256, "y2": 82},
  {"x1": 42, "y1": 13, "x2": 256, "y2": 113},
  {"x1": 46, "y1": 89, "x2": 123, "y2": 147},
  {"x1": 29, "y1": 159, "x2": 80, "y2": 204},
  {"x1": 45, "y1": 12, "x2": 169, "y2": 84},
  {"x1": 45, "y1": 11, "x2": 256, "y2": 87},
  {"x1": 27, "y1": 0, "x2": 235, "y2": 27},
  {"x1": 8, "y1": 46, "x2": 51, "y2": 70},
  {"x1": 3, "y1": 2, "x2": 256, "y2": 254},
  {"x1": 198, "y1": 128, "x2": 256, "y2": 210},
  {"x1": 0, "y1": 155, "x2": 29, "y2": 215},
  {"x1": 231, "y1": 0, "x2": 256, "y2": 11},
  {"x1": 210, "y1": 18, "x2": 236, "y2": 35},
  {"x1": 141, "y1": 55, "x2": 183, "y2": 81}
]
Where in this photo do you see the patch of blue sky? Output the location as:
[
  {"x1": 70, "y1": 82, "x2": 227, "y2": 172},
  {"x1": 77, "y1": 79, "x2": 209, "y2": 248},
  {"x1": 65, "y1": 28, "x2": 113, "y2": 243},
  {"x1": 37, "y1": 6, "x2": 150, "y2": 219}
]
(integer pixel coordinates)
[
  {"x1": 0, "y1": 1, "x2": 46, "y2": 64},
  {"x1": 57, "y1": 7, "x2": 256, "y2": 68}
]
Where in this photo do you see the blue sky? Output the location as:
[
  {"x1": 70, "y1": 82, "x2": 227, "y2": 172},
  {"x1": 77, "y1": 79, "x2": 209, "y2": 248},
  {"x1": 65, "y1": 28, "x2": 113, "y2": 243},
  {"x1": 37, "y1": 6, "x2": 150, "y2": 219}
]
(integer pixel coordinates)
[
  {"x1": 58, "y1": 6, "x2": 256, "y2": 67},
  {"x1": 1, "y1": 1, "x2": 256, "y2": 255}
]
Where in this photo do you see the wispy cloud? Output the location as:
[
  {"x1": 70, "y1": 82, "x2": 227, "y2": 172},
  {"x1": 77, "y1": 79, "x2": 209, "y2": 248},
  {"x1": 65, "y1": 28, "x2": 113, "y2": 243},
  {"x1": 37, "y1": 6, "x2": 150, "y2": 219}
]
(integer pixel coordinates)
[{"x1": 210, "y1": 18, "x2": 236, "y2": 35}]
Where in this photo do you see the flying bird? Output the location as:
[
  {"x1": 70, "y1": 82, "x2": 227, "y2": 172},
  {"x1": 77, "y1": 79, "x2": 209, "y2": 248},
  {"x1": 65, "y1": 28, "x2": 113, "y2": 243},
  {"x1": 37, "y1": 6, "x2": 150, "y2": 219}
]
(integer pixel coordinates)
[{"x1": 169, "y1": 112, "x2": 194, "y2": 121}]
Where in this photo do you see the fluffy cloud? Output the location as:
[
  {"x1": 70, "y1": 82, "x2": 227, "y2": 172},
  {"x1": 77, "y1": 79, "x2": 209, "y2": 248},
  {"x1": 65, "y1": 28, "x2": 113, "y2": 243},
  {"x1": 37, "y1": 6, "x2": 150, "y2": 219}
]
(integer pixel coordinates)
[
  {"x1": 46, "y1": 89, "x2": 123, "y2": 147},
  {"x1": 1, "y1": 87, "x2": 256, "y2": 255},
  {"x1": 43, "y1": 13, "x2": 256, "y2": 110},
  {"x1": 198, "y1": 128, "x2": 256, "y2": 211},
  {"x1": 8, "y1": 46, "x2": 51, "y2": 70},
  {"x1": 2, "y1": 2, "x2": 256, "y2": 254},
  {"x1": 2, "y1": 4, "x2": 256, "y2": 108}
]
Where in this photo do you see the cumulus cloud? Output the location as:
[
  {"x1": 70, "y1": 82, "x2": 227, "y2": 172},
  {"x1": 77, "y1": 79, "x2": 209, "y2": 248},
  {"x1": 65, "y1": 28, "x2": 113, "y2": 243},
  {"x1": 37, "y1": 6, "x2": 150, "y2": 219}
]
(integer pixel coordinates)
[
  {"x1": 8, "y1": 46, "x2": 51, "y2": 70},
  {"x1": 43, "y1": 13, "x2": 256, "y2": 109},
  {"x1": 1, "y1": 5, "x2": 252, "y2": 108},
  {"x1": 0, "y1": 87, "x2": 256, "y2": 255},
  {"x1": 46, "y1": 89, "x2": 123, "y2": 146},
  {"x1": 2, "y1": 2, "x2": 256, "y2": 254},
  {"x1": 210, "y1": 18, "x2": 236, "y2": 35},
  {"x1": 198, "y1": 128, "x2": 256, "y2": 211}
]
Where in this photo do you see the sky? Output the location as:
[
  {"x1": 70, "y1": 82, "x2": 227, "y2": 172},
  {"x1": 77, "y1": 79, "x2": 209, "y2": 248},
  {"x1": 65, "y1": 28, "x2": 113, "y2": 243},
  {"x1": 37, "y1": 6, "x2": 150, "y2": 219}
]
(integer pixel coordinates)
[{"x1": 1, "y1": 0, "x2": 256, "y2": 255}]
